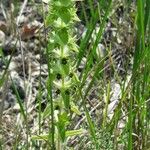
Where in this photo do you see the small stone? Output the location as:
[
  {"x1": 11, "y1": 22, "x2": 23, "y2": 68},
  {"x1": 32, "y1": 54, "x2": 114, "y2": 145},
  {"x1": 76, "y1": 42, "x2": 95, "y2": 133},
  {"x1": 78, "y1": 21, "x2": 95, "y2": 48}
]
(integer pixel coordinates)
[
  {"x1": 0, "y1": 30, "x2": 5, "y2": 47},
  {"x1": 8, "y1": 61, "x2": 17, "y2": 71},
  {"x1": 118, "y1": 121, "x2": 125, "y2": 129},
  {"x1": 117, "y1": 37, "x2": 122, "y2": 44},
  {"x1": 6, "y1": 92, "x2": 16, "y2": 108},
  {"x1": 42, "y1": 0, "x2": 50, "y2": 4},
  {"x1": 12, "y1": 103, "x2": 20, "y2": 112},
  {"x1": 17, "y1": 15, "x2": 28, "y2": 25},
  {"x1": 96, "y1": 43, "x2": 106, "y2": 58}
]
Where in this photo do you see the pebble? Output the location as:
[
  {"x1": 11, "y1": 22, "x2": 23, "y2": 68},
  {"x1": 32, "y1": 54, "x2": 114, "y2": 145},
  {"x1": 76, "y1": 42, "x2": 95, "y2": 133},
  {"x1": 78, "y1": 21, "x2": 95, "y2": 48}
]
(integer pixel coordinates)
[
  {"x1": 96, "y1": 43, "x2": 106, "y2": 58},
  {"x1": 5, "y1": 92, "x2": 16, "y2": 109},
  {"x1": 0, "y1": 30, "x2": 5, "y2": 47}
]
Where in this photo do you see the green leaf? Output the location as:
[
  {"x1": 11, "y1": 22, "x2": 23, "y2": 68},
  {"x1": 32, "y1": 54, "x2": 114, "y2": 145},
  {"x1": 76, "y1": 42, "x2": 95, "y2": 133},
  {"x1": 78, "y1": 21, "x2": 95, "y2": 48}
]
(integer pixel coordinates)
[
  {"x1": 61, "y1": 62, "x2": 70, "y2": 75},
  {"x1": 66, "y1": 129, "x2": 86, "y2": 137},
  {"x1": 47, "y1": 40, "x2": 55, "y2": 52},
  {"x1": 31, "y1": 134, "x2": 49, "y2": 141},
  {"x1": 56, "y1": 112, "x2": 69, "y2": 142},
  {"x1": 70, "y1": 102, "x2": 82, "y2": 115},
  {"x1": 61, "y1": 89, "x2": 70, "y2": 109},
  {"x1": 54, "y1": 28, "x2": 68, "y2": 45},
  {"x1": 42, "y1": 103, "x2": 51, "y2": 119},
  {"x1": 0, "y1": 47, "x2": 3, "y2": 57},
  {"x1": 31, "y1": 128, "x2": 85, "y2": 141},
  {"x1": 58, "y1": 8, "x2": 71, "y2": 24},
  {"x1": 58, "y1": 28, "x2": 68, "y2": 44},
  {"x1": 54, "y1": 0, "x2": 72, "y2": 7}
]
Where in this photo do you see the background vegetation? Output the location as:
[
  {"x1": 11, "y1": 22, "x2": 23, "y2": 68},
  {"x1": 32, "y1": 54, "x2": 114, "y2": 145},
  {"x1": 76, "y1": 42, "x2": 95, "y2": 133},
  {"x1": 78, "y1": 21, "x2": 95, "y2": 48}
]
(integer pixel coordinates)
[{"x1": 0, "y1": 0, "x2": 149, "y2": 149}]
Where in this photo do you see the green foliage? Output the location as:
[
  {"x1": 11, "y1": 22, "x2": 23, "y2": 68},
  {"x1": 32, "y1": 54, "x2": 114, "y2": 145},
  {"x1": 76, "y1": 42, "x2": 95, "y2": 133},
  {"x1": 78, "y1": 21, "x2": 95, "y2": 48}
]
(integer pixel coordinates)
[
  {"x1": 42, "y1": 0, "x2": 84, "y2": 148},
  {"x1": 1, "y1": 0, "x2": 149, "y2": 149}
]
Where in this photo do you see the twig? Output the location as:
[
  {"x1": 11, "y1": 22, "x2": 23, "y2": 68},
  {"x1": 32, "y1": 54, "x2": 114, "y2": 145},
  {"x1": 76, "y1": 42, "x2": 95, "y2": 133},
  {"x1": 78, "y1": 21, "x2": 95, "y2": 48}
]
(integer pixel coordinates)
[
  {"x1": 0, "y1": 0, "x2": 7, "y2": 20},
  {"x1": 0, "y1": 73, "x2": 9, "y2": 127},
  {"x1": 16, "y1": 0, "x2": 28, "y2": 26}
]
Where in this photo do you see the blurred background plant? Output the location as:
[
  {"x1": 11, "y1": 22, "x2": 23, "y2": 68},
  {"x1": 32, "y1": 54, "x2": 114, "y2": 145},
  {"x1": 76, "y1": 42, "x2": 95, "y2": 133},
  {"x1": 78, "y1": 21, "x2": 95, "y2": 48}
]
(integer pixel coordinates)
[{"x1": 0, "y1": 0, "x2": 149, "y2": 149}]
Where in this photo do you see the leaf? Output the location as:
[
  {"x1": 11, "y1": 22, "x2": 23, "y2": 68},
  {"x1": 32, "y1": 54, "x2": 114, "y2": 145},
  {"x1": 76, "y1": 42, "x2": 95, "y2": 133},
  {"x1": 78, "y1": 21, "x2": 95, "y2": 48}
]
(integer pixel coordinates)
[
  {"x1": 61, "y1": 62, "x2": 70, "y2": 75},
  {"x1": 56, "y1": 112, "x2": 69, "y2": 142},
  {"x1": 42, "y1": 103, "x2": 51, "y2": 119},
  {"x1": 31, "y1": 134, "x2": 49, "y2": 141},
  {"x1": 70, "y1": 102, "x2": 81, "y2": 115},
  {"x1": 54, "y1": 28, "x2": 68, "y2": 46},
  {"x1": 61, "y1": 89, "x2": 70, "y2": 109},
  {"x1": 31, "y1": 128, "x2": 86, "y2": 141},
  {"x1": 58, "y1": 8, "x2": 71, "y2": 24},
  {"x1": 0, "y1": 47, "x2": 4, "y2": 57},
  {"x1": 57, "y1": 28, "x2": 68, "y2": 45},
  {"x1": 54, "y1": 0, "x2": 72, "y2": 7},
  {"x1": 66, "y1": 129, "x2": 86, "y2": 137}
]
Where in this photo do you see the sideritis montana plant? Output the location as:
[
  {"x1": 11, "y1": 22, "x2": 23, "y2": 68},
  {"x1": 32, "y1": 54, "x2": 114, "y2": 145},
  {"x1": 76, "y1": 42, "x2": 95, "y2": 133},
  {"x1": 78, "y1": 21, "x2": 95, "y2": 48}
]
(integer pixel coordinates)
[{"x1": 44, "y1": 0, "x2": 83, "y2": 149}]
